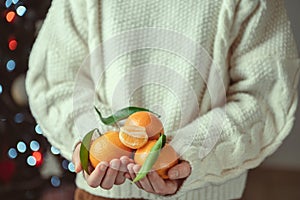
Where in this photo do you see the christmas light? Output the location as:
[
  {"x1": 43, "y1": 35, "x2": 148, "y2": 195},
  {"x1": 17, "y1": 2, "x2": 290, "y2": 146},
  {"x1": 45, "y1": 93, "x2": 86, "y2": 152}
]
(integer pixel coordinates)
[
  {"x1": 30, "y1": 140, "x2": 40, "y2": 151},
  {"x1": 0, "y1": 84, "x2": 3, "y2": 94},
  {"x1": 68, "y1": 162, "x2": 75, "y2": 172},
  {"x1": 8, "y1": 148, "x2": 18, "y2": 159},
  {"x1": 35, "y1": 124, "x2": 43, "y2": 134},
  {"x1": 6, "y1": 11, "x2": 16, "y2": 23},
  {"x1": 27, "y1": 156, "x2": 36, "y2": 166},
  {"x1": 17, "y1": 141, "x2": 26, "y2": 153},
  {"x1": 8, "y1": 39, "x2": 18, "y2": 51},
  {"x1": 6, "y1": 60, "x2": 16, "y2": 72},
  {"x1": 5, "y1": 0, "x2": 13, "y2": 8},
  {"x1": 50, "y1": 176, "x2": 61, "y2": 187},
  {"x1": 51, "y1": 146, "x2": 60, "y2": 155},
  {"x1": 14, "y1": 113, "x2": 24, "y2": 123},
  {"x1": 12, "y1": 0, "x2": 19, "y2": 4},
  {"x1": 62, "y1": 160, "x2": 69, "y2": 170},
  {"x1": 16, "y1": 6, "x2": 27, "y2": 16},
  {"x1": 32, "y1": 151, "x2": 42, "y2": 166}
]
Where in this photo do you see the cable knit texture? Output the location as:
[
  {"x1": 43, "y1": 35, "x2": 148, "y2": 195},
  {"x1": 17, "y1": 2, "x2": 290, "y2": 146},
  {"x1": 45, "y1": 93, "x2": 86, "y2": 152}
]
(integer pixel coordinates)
[{"x1": 26, "y1": 0, "x2": 299, "y2": 199}]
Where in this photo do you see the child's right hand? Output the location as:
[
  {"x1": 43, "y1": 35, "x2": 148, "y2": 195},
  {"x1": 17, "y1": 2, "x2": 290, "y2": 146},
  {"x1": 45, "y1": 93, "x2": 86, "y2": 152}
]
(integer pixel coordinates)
[{"x1": 72, "y1": 143, "x2": 134, "y2": 190}]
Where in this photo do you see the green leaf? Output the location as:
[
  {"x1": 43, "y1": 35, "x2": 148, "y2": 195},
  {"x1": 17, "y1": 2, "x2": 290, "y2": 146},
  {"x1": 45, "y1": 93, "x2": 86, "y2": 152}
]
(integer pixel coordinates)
[
  {"x1": 133, "y1": 134, "x2": 166, "y2": 183},
  {"x1": 94, "y1": 106, "x2": 160, "y2": 125},
  {"x1": 79, "y1": 128, "x2": 99, "y2": 174}
]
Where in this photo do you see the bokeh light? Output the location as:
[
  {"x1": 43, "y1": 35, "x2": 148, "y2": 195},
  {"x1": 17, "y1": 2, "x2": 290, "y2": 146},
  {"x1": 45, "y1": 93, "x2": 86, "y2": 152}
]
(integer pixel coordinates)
[
  {"x1": 8, "y1": 148, "x2": 17, "y2": 159},
  {"x1": 27, "y1": 156, "x2": 36, "y2": 166},
  {"x1": 6, "y1": 60, "x2": 16, "y2": 72},
  {"x1": 5, "y1": 0, "x2": 13, "y2": 8},
  {"x1": 17, "y1": 141, "x2": 26, "y2": 153},
  {"x1": 50, "y1": 176, "x2": 61, "y2": 187},
  {"x1": 68, "y1": 162, "x2": 75, "y2": 172},
  {"x1": 35, "y1": 124, "x2": 43, "y2": 134},
  {"x1": 6, "y1": 11, "x2": 16, "y2": 23},
  {"x1": 32, "y1": 151, "x2": 42, "y2": 166},
  {"x1": 0, "y1": 84, "x2": 3, "y2": 94},
  {"x1": 16, "y1": 6, "x2": 27, "y2": 16},
  {"x1": 50, "y1": 146, "x2": 60, "y2": 155},
  {"x1": 12, "y1": 0, "x2": 19, "y2": 4},
  {"x1": 14, "y1": 113, "x2": 24, "y2": 123},
  {"x1": 30, "y1": 140, "x2": 40, "y2": 151},
  {"x1": 8, "y1": 39, "x2": 18, "y2": 51},
  {"x1": 62, "y1": 159, "x2": 69, "y2": 170}
]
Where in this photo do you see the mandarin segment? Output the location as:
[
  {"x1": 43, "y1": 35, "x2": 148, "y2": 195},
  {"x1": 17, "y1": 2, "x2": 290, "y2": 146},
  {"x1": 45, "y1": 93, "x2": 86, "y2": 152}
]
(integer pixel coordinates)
[
  {"x1": 125, "y1": 111, "x2": 164, "y2": 140},
  {"x1": 134, "y1": 140, "x2": 178, "y2": 179},
  {"x1": 119, "y1": 125, "x2": 148, "y2": 149},
  {"x1": 89, "y1": 131, "x2": 132, "y2": 168}
]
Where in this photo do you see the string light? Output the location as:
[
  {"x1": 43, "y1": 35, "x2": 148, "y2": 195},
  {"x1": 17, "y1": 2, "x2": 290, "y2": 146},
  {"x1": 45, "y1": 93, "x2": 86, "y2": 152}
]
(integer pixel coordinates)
[
  {"x1": 62, "y1": 160, "x2": 69, "y2": 170},
  {"x1": 50, "y1": 176, "x2": 61, "y2": 187},
  {"x1": 14, "y1": 113, "x2": 24, "y2": 123},
  {"x1": 0, "y1": 84, "x2": 3, "y2": 94},
  {"x1": 6, "y1": 11, "x2": 16, "y2": 23},
  {"x1": 17, "y1": 141, "x2": 26, "y2": 153},
  {"x1": 30, "y1": 140, "x2": 40, "y2": 151},
  {"x1": 32, "y1": 151, "x2": 42, "y2": 166},
  {"x1": 5, "y1": 0, "x2": 13, "y2": 8},
  {"x1": 8, "y1": 39, "x2": 18, "y2": 51},
  {"x1": 35, "y1": 124, "x2": 43, "y2": 134},
  {"x1": 6, "y1": 60, "x2": 16, "y2": 72},
  {"x1": 68, "y1": 162, "x2": 75, "y2": 172},
  {"x1": 8, "y1": 148, "x2": 18, "y2": 159},
  {"x1": 50, "y1": 146, "x2": 60, "y2": 155},
  {"x1": 16, "y1": 6, "x2": 27, "y2": 16},
  {"x1": 27, "y1": 156, "x2": 36, "y2": 166}
]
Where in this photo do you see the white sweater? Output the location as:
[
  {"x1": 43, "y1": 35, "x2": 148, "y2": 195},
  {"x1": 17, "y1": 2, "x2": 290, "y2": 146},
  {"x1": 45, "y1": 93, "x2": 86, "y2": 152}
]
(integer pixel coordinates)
[{"x1": 26, "y1": 0, "x2": 300, "y2": 199}]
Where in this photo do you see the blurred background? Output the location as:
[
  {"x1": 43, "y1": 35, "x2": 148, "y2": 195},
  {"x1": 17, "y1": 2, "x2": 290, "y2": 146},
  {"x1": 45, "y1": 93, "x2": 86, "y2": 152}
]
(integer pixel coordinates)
[{"x1": 0, "y1": 0, "x2": 299, "y2": 200}]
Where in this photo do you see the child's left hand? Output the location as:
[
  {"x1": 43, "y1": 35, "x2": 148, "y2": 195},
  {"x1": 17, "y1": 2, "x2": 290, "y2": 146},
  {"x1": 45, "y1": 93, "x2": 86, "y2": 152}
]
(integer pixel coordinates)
[{"x1": 126, "y1": 161, "x2": 191, "y2": 195}]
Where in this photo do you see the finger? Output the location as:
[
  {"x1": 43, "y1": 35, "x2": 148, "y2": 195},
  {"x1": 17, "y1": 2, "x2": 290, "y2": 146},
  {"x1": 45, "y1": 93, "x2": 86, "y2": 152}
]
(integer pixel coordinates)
[
  {"x1": 85, "y1": 161, "x2": 108, "y2": 188},
  {"x1": 127, "y1": 163, "x2": 142, "y2": 188},
  {"x1": 101, "y1": 159, "x2": 120, "y2": 190},
  {"x1": 72, "y1": 143, "x2": 82, "y2": 173},
  {"x1": 115, "y1": 157, "x2": 130, "y2": 185},
  {"x1": 133, "y1": 165, "x2": 154, "y2": 193},
  {"x1": 148, "y1": 171, "x2": 178, "y2": 195},
  {"x1": 168, "y1": 161, "x2": 191, "y2": 180}
]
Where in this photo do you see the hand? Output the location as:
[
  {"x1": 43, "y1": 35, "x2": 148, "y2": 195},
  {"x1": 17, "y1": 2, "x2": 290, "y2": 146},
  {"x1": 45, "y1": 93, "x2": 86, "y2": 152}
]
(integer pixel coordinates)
[
  {"x1": 72, "y1": 143, "x2": 134, "y2": 190},
  {"x1": 126, "y1": 161, "x2": 191, "y2": 195}
]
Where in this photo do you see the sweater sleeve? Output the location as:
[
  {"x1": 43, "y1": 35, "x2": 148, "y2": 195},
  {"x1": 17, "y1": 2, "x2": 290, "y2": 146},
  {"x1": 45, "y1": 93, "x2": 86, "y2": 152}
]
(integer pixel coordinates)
[
  {"x1": 26, "y1": 0, "x2": 93, "y2": 161},
  {"x1": 173, "y1": 0, "x2": 300, "y2": 192}
]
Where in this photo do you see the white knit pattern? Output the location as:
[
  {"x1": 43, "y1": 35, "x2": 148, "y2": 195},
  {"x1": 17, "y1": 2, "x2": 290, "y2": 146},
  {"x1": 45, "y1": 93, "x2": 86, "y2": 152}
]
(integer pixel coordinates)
[{"x1": 26, "y1": 0, "x2": 299, "y2": 199}]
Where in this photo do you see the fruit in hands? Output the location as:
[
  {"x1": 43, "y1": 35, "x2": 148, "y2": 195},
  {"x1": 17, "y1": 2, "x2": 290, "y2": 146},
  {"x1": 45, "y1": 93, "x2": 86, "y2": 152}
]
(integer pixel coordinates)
[
  {"x1": 119, "y1": 125, "x2": 148, "y2": 149},
  {"x1": 89, "y1": 131, "x2": 132, "y2": 168},
  {"x1": 124, "y1": 111, "x2": 164, "y2": 140},
  {"x1": 134, "y1": 140, "x2": 178, "y2": 179}
]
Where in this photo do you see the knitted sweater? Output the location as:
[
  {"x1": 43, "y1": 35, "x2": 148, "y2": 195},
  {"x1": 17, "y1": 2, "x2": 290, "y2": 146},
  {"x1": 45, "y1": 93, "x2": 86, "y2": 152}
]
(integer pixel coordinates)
[{"x1": 26, "y1": 0, "x2": 300, "y2": 199}]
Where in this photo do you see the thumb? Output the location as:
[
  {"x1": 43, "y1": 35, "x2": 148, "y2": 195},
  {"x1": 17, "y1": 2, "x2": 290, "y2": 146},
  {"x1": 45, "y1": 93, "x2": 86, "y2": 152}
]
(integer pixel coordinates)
[
  {"x1": 168, "y1": 161, "x2": 191, "y2": 180},
  {"x1": 72, "y1": 143, "x2": 82, "y2": 173}
]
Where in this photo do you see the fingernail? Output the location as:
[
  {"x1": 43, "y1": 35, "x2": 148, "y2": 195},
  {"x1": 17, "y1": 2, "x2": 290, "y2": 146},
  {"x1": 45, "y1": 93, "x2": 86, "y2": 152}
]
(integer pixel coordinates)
[
  {"x1": 170, "y1": 170, "x2": 179, "y2": 178},
  {"x1": 110, "y1": 160, "x2": 120, "y2": 169},
  {"x1": 100, "y1": 164, "x2": 107, "y2": 171}
]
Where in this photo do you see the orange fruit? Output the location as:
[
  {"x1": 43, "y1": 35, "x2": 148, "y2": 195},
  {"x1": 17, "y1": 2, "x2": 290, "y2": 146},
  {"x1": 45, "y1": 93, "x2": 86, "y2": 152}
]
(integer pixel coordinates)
[
  {"x1": 125, "y1": 111, "x2": 164, "y2": 140},
  {"x1": 89, "y1": 131, "x2": 132, "y2": 168},
  {"x1": 119, "y1": 125, "x2": 148, "y2": 149},
  {"x1": 134, "y1": 140, "x2": 178, "y2": 179}
]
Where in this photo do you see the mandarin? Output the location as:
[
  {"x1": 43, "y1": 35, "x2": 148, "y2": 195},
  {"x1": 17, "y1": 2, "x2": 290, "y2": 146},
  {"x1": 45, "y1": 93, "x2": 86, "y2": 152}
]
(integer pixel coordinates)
[
  {"x1": 125, "y1": 111, "x2": 164, "y2": 140},
  {"x1": 134, "y1": 140, "x2": 178, "y2": 179},
  {"x1": 89, "y1": 131, "x2": 132, "y2": 168},
  {"x1": 119, "y1": 125, "x2": 148, "y2": 149}
]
